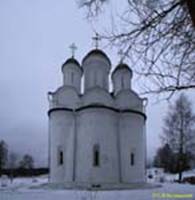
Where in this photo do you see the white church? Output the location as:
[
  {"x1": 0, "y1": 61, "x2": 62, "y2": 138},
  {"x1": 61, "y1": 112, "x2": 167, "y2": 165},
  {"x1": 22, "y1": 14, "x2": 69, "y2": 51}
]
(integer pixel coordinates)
[{"x1": 48, "y1": 43, "x2": 147, "y2": 188}]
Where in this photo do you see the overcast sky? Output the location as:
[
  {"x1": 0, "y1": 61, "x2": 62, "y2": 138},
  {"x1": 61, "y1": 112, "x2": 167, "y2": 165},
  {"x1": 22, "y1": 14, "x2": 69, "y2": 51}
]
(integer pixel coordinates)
[{"x1": 0, "y1": 0, "x2": 194, "y2": 167}]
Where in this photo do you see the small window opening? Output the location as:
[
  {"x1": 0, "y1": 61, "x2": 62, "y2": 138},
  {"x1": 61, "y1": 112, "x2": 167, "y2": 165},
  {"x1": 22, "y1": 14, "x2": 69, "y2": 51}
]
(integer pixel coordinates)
[
  {"x1": 93, "y1": 145, "x2": 100, "y2": 167},
  {"x1": 94, "y1": 72, "x2": 97, "y2": 85},
  {"x1": 59, "y1": 151, "x2": 63, "y2": 165},
  {"x1": 131, "y1": 153, "x2": 134, "y2": 166},
  {"x1": 121, "y1": 76, "x2": 125, "y2": 89},
  {"x1": 58, "y1": 147, "x2": 63, "y2": 165},
  {"x1": 71, "y1": 72, "x2": 74, "y2": 84},
  {"x1": 92, "y1": 184, "x2": 101, "y2": 188}
]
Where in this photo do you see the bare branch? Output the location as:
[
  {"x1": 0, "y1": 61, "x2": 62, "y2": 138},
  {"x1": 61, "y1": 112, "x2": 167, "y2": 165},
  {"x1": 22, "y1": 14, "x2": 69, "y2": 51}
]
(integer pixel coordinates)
[{"x1": 79, "y1": 0, "x2": 195, "y2": 98}]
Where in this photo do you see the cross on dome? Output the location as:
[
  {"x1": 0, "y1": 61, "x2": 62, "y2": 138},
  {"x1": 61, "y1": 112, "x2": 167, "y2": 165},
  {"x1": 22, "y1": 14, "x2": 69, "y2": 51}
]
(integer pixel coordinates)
[
  {"x1": 92, "y1": 33, "x2": 101, "y2": 49},
  {"x1": 69, "y1": 43, "x2": 77, "y2": 58}
]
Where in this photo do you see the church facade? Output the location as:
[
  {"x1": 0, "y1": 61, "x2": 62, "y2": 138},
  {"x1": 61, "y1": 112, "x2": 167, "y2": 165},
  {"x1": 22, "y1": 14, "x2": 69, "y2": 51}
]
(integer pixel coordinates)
[{"x1": 48, "y1": 48, "x2": 147, "y2": 188}]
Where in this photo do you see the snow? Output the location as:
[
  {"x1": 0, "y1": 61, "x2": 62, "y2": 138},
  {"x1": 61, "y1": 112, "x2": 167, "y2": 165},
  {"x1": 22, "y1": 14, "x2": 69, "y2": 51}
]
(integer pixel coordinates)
[
  {"x1": 147, "y1": 168, "x2": 195, "y2": 183},
  {"x1": 0, "y1": 174, "x2": 195, "y2": 200}
]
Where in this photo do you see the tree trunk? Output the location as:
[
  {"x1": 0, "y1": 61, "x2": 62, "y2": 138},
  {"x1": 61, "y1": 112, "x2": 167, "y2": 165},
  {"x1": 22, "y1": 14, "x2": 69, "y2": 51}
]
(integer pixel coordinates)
[
  {"x1": 178, "y1": 112, "x2": 184, "y2": 183},
  {"x1": 178, "y1": 166, "x2": 183, "y2": 183},
  {"x1": 186, "y1": 0, "x2": 195, "y2": 27}
]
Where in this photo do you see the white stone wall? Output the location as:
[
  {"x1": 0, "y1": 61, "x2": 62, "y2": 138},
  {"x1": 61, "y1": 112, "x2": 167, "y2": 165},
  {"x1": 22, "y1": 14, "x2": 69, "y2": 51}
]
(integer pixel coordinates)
[
  {"x1": 76, "y1": 108, "x2": 120, "y2": 184},
  {"x1": 50, "y1": 86, "x2": 81, "y2": 109},
  {"x1": 82, "y1": 87, "x2": 114, "y2": 107},
  {"x1": 115, "y1": 90, "x2": 143, "y2": 112},
  {"x1": 49, "y1": 110, "x2": 75, "y2": 183},
  {"x1": 49, "y1": 106, "x2": 146, "y2": 185},
  {"x1": 48, "y1": 51, "x2": 146, "y2": 186},
  {"x1": 119, "y1": 113, "x2": 145, "y2": 183}
]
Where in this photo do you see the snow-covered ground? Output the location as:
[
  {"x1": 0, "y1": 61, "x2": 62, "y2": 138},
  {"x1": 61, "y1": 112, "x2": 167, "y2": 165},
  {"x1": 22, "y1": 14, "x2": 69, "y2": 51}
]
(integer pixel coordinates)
[
  {"x1": 147, "y1": 168, "x2": 195, "y2": 183},
  {"x1": 0, "y1": 173, "x2": 195, "y2": 200}
]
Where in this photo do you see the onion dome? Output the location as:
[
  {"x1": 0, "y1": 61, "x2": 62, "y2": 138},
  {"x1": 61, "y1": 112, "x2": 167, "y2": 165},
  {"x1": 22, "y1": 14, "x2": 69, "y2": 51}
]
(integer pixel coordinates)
[
  {"x1": 82, "y1": 49, "x2": 111, "y2": 92},
  {"x1": 61, "y1": 57, "x2": 82, "y2": 93},
  {"x1": 112, "y1": 63, "x2": 133, "y2": 78},
  {"x1": 82, "y1": 49, "x2": 111, "y2": 66},
  {"x1": 112, "y1": 62, "x2": 133, "y2": 95},
  {"x1": 61, "y1": 57, "x2": 82, "y2": 72}
]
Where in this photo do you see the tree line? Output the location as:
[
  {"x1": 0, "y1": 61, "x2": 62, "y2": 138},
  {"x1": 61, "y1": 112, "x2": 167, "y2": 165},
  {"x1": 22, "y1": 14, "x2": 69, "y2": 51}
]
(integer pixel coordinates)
[
  {"x1": 0, "y1": 141, "x2": 34, "y2": 179},
  {"x1": 153, "y1": 94, "x2": 195, "y2": 182}
]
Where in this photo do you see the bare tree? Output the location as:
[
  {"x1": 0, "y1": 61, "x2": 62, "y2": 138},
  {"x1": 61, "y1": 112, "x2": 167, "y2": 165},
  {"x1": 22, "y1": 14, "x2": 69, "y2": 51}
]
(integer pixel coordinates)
[
  {"x1": 8, "y1": 152, "x2": 18, "y2": 183},
  {"x1": 186, "y1": 0, "x2": 195, "y2": 26},
  {"x1": 19, "y1": 154, "x2": 34, "y2": 169},
  {"x1": 79, "y1": 0, "x2": 195, "y2": 98},
  {"x1": 162, "y1": 94, "x2": 195, "y2": 182},
  {"x1": 153, "y1": 143, "x2": 175, "y2": 172},
  {"x1": 78, "y1": 0, "x2": 108, "y2": 17},
  {"x1": 0, "y1": 140, "x2": 8, "y2": 174}
]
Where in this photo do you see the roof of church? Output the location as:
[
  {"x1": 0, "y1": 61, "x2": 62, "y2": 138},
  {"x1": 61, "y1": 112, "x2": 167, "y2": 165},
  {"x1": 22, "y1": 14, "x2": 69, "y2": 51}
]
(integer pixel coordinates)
[
  {"x1": 82, "y1": 49, "x2": 111, "y2": 66},
  {"x1": 62, "y1": 57, "x2": 83, "y2": 72},
  {"x1": 112, "y1": 63, "x2": 132, "y2": 76}
]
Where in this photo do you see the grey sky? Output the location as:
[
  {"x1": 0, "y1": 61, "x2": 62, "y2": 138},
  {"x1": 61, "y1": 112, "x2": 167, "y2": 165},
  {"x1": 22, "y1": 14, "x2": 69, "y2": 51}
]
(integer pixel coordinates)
[{"x1": 0, "y1": 0, "x2": 194, "y2": 167}]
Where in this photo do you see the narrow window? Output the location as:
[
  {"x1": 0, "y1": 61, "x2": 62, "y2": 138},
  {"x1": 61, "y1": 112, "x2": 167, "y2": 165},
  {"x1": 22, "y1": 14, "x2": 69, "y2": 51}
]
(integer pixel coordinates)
[
  {"x1": 59, "y1": 151, "x2": 63, "y2": 165},
  {"x1": 94, "y1": 72, "x2": 97, "y2": 85},
  {"x1": 93, "y1": 145, "x2": 100, "y2": 167},
  {"x1": 130, "y1": 153, "x2": 134, "y2": 166},
  {"x1": 71, "y1": 72, "x2": 74, "y2": 84},
  {"x1": 58, "y1": 147, "x2": 63, "y2": 165},
  {"x1": 121, "y1": 76, "x2": 125, "y2": 89}
]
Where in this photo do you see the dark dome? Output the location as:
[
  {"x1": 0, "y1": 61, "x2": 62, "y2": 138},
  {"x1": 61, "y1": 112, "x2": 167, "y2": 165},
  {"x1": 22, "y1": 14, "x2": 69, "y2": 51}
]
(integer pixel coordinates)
[
  {"x1": 62, "y1": 57, "x2": 82, "y2": 72},
  {"x1": 82, "y1": 49, "x2": 111, "y2": 66},
  {"x1": 63, "y1": 57, "x2": 80, "y2": 66},
  {"x1": 112, "y1": 63, "x2": 133, "y2": 76}
]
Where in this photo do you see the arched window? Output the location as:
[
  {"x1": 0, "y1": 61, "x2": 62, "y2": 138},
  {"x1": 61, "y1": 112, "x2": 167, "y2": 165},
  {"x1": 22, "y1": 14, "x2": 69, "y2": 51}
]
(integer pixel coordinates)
[
  {"x1": 93, "y1": 144, "x2": 100, "y2": 167},
  {"x1": 58, "y1": 146, "x2": 63, "y2": 165},
  {"x1": 130, "y1": 152, "x2": 135, "y2": 166}
]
